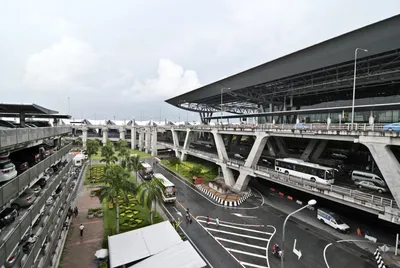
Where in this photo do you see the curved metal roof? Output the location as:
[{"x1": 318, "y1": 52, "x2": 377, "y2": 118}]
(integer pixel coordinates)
[{"x1": 166, "y1": 15, "x2": 400, "y2": 111}]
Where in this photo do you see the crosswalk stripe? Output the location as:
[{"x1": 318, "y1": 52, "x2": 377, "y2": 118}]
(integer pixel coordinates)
[
  {"x1": 205, "y1": 227, "x2": 270, "y2": 242},
  {"x1": 215, "y1": 237, "x2": 266, "y2": 250},
  {"x1": 198, "y1": 220, "x2": 272, "y2": 235},
  {"x1": 227, "y1": 248, "x2": 266, "y2": 259},
  {"x1": 240, "y1": 261, "x2": 269, "y2": 268}
]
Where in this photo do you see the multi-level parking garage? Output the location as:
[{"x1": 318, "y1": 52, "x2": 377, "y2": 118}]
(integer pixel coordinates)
[{"x1": 0, "y1": 103, "x2": 80, "y2": 268}]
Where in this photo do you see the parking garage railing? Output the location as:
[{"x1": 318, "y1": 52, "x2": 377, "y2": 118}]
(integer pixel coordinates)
[
  {"x1": 0, "y1": 160, "x2": 72, "y2": 266},
  {"x1": 0, "y1": 127, "x2": 72, "y2": 150},
  {"x1": 0, "y1": 143, "x2": 73, "y2": 209},
  {"x1": 39, "y1": 165, "x2": 83, "y2": 268}
]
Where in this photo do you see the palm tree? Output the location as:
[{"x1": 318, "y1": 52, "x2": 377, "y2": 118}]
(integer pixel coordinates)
[
  {"x1": 137, "y1": 178, "x2": 164, "y2": 224},
  {"x1": 101, "y1": 139, "x2": 118, "y2": 168},
  {"x1": 75, "y1": 137, "x2": 83, "y2": 147},
  {"x1": 97, "y1": 165, "x2": 137, "y2": 234},
  {"x1": 126, "y1": 155, "x2": 143, "y2": 183},
  {"x1": 86, "y1": 139, "x2": 100, "y2": 178},
  {"x1": 116, "y1": 140, "x2": 130, "y2": 169}
]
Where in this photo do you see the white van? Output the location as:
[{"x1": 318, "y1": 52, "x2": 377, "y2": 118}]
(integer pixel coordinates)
[
  {"x1": 351, "y1": 170, "x2": 386, "y2": 187},
  {"x1": 317, "y1": 208, "x2": 350, "y2": 233},
  {"x1": 73, "y1": 154, "x2": 86, "y2": 167}
]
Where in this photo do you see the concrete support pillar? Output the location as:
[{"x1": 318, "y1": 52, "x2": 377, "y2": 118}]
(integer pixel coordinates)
[
  {"x1": 266, "y1": 138, "x2": 277, "y2": 157},
  {"x1": 310, "y1": 140, "x2": 328, "y2": 162},
  {"x1": 119, "y1": 127, "x2": 125, "y2": 140},
  {"x1": 102, "y1": 127, "x2": 108, "y2": 145},
  {"x1": 171, "y1": 128, "x2": 181, "y2": 158},
  {"x1": 233, "y1": 135, "x2": 269, "y2": 192},
  {"x1": 369, "y1": 111, "x2": 374, "y2": 125},
  {"x1": 212, "y1": 131, "x2": 229, "y2": 162},
  {"x1": 275, "y1": 137, "x2": 288, "y2": 156},
  {"x1": 151, "y1": 128, "x2": 158, "y2": 157},
  {"x1": 139, "y1": 129, "x2": 145, "y2": 151},
  {"x1": 219, "y1": 164, "x2": 235, "y2": 187},
  {"x1": 131, "y1": 127, "x2": 137, "y2": 149},
  {"x1": 145, "y1": 128, "x2": 151, "y2": 154},
  {"x1": 301, "y1": 139, "x2": 318, "y2": 161},
  {"x1": 361, "y1": 138, "x2": 400, "y2": 207},
  {"x1": 233, "y1": 172, "x2": 252, "y2": 192},
  {"x1": 244, "y1": 134, "x2": 269, "y2": 168},
  {"x1": 82, "y1": 127, "x2": 88, "y2": 149},
  {"x1": 180, "y1": 129, "x2": 191, "y2": 162}
]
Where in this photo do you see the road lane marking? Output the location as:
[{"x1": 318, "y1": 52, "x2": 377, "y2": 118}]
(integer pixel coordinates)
[
  {"x1": 227, "y1": 248, "x2": 266, "y2": 259},
  {"x1": 159, "y1": 203, "x2": 215, "y2": 268},
  {"x1": 239, "y1": 261, "x2": 268, "y2": 268},
  {"x1": 196, "y1": 216, "x2": 264, "y2": 227},
  {"x1": 215, "y1": 237, "x2": 266, "y2": 250},
  {"x1": 204, "y1": 227, "x2": 270, "y2": 242},
  {"x1": 175, "y1": 199, "x2": 198, "y2": 222},
  {"x1": 156, "y1": 163, "x2": 263, "y2": 210},
  {"x1": 198, "y1": 220, "x2": 273, "y2": 235}
]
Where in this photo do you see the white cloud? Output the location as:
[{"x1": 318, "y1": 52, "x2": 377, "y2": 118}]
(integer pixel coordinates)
[
  {"x1": 24, "y1": 37, "x2": 98, "y2": 91},
  {"x1": 122, "y1": 59, "x2": 201, "y2": 101}
]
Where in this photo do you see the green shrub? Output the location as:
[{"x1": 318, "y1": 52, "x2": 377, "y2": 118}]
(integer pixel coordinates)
[{"x1": 168, "y1": 157, "x2": 181, "y2": 166}]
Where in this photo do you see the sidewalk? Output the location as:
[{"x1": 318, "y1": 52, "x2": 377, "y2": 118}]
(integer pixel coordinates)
[{"x1": 60, "y1": 186, "x2": 104, "y2": 268}]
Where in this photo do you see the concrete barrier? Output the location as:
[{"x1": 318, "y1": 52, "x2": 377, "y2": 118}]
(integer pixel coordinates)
[{"x1": 296, "y1": 200, "x2": 303, "y2": 205}]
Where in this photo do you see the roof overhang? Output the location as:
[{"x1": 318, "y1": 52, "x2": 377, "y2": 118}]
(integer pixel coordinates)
[
  {"x1": 0, "y1": 103, "x2": 59, "y2": 114},
  {"x1": 205, "y1": 102, "x2": 400, "y2": 119},
  {"x1": 0, "y1": 113, "x2": 71, "y2": 119}
]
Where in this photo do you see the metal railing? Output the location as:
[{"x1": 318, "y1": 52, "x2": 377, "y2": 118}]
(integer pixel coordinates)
[
  {"x1": 0, "y1": 143, "x2": 73, "y2": 209},
  {"x1": 252, "y1": 165, "x2": 398, "y2": 210},
  {"x1": 0, "y1": 160, "x2": 72, "y2": 266},
  {"x1": 182, "y1": 148, "x2": 399, "y2": 211},
  {"x1": 159, "y1": 123, "x2": 388, "y2": 132},
  {"x1": 0, "y1": 126, "x2": 72, "y2": 150}
]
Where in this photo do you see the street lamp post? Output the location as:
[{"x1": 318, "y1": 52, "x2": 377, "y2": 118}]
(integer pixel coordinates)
[
  {"x1": 351, "y1": 48, "x2": 368, "y2": 130},
  {"x1": 281, "y1": 199, "x2": 317, "y2": 268}
]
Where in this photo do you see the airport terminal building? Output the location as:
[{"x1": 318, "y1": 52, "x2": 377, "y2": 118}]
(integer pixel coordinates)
[{"x1": 166, "y1": 15, "x2": 400, "y2": 125}]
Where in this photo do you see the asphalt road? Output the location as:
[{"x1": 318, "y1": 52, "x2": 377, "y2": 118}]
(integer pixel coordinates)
[{"x1": 147, "y1": 159, "x2": 376, "y2": 268}]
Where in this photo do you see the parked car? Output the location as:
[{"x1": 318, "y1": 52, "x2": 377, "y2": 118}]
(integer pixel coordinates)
[
  {"x1": 383, "y1": 122, "x2": 400, "y2": 132},
  {"x1": 0, "y1": 208, "x2": 19, "y2": 229},
  {"x1": 10, "y1": 148, "x2": 41, "y2": 167},
  {"x1": 0, "y1": 154, "x2": 18, "y2": 182},
  {"x1": 355, "y1": 180, "x2": 388, "y2": 193},
  {"x1": 0, "y1": 120, "x2": 17, "y2": 129},
  {"x1": 11, "y1": 190, "x2": 37, "y2": 210},
  {"x1": 351, "y1": 170, "x2": 387, "y2": 187},
  {"x1": 45, "y1": 197, "x2": 54, "y2": 206},
  {"x1": 4, "y1": 245, "x2": 22, "y2": 268},
  {"x1": 31, "y1": 184, "x2": 42, "y2": 196},
  {"x1": 11, "y1": 160, "x2": 29, "y2": 175},
  {"x1": 35, "y1": 173, "x2": 51, "y2": 188}
]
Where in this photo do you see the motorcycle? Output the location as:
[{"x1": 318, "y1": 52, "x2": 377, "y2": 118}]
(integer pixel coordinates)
[{"x1": 272, "y1": 246, "x2": 283, "y2": 259}]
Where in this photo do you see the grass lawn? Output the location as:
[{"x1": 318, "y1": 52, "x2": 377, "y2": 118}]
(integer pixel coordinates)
[
  {"x1": 102, "y1": 195, "x2": 164, "y2": 247},
  {"x1": 161, "y1": 157, "x2": 218, "y2": 183},
  {"x1": 84, "y1": 164, "x2": 105, "y2": 185},
  {"x1": 129, "y1": 149, "x2": 151, "y2": 158}
]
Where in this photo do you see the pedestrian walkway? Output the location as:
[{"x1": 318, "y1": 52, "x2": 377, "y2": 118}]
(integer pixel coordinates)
[
  {"x1": 60, "y1": 186, "x2": 104, "y2": 268},
  {"x1": 197, "y1": 216, "x2": 276, "y2": 268}
]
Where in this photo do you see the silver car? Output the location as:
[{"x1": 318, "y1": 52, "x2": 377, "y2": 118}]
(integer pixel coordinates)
[
  {"x1": 355, "y1": 180, "x2": 388, "y2": 193},
  {"x1": 11, "y1": 189, "x2": 37, "y2": 210}
]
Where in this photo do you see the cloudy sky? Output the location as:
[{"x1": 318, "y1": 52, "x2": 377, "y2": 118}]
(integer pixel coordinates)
[{"x1": 1, "y1": 1, "x2": 399, "y2": 122}]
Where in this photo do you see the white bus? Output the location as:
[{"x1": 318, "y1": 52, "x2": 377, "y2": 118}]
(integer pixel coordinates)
[
  {"x1": 275, "y1": 158, "x2": 335, "y2": 185},
  {"x1": 153, "y1": 173, "x2": 176, "y2": 203},
  {"x1": 139, "y1": 161, "x2": 153, "y2": 180}
]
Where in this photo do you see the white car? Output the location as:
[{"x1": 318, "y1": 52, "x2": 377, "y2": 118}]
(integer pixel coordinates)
[{"x1": 0, "y1": 155, "x2": 18, "y2": 183}]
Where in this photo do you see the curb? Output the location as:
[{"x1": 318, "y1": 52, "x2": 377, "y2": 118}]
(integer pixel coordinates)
[
  {"x1": 158, "y1": 162, "x2": 252, "y2": 207},
  {"x1": 195, "y1": 184, "x2": 252, "y2": 207}
]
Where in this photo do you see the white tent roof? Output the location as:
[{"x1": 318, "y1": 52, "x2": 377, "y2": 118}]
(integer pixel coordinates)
[
  {"x1": 108, "y1": 221, "x2": 183, "y2": 268},
  {"x1": 128, "y1": 241, "x2": 206, "y2": 268}
]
